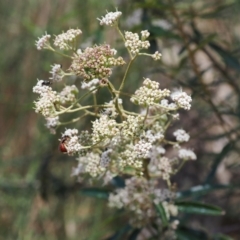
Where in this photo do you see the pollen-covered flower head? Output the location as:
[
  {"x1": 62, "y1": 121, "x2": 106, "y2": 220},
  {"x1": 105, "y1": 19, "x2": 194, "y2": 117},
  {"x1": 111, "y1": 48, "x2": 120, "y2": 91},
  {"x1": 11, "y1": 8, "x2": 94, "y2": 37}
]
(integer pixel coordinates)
[
  {"x1": 152, "y1": 51, "x2": 162, "y2": 61},
  {"x1": 34, "y1": 87, "x2": 60, "y2": 117},
  {"x1": 125, "y1": 31, "x2": 150, "y2": 55},
  {"x1": 54, "y1": 29, "x2": 82, "y2": 50},
  {"x1": 178, "y1": 148, "x2": 196, "y2": 160},
  {"x1": 173, "y1": 129, "x2": 190, "y2": 142},
  {"x1": 70, "y1": 44, "x2": 125, "y2": 81},
  {"x1": 45, "y1": 116, "x2": 59, "y2": 134},
  {"x1": 98, "y1": 10, "x2": 122, "y2": 26},
  {"x1": 108, "y1": 177, "x2": 177, "y2": 227},
  {"x1": 75, "y1": 152, "x2": 106, "y2": 177},
  {"x1": 36, "y1": 33, "x2": 51, "y2": 50},
  {"x1": 50, "y1": 64, "x2": 63, "y2": 82},
  {"x1": 130, "y1": 78, "x2": 170, "y2": 106},
  {"x1": 59, "y1": 85, "x2": 78, "y2": 104},
  {"x1": 91, "y1": 114, "x2": 120, "y2": 145},
  {"x1": 171, "y1": 90, "x2": 192, "y2": 110}
]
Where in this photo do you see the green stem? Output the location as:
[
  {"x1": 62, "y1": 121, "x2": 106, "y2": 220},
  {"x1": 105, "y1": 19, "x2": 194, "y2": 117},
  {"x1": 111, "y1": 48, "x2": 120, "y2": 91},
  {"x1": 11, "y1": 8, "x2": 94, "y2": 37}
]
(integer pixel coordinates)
[
  {"x1": 116, "y1": 25, "x2": 133, "y2": 59},
  {"x1": 57, "y1": 104, "x2": 110, "y2": 114},
  {"x1": 77, "y1": 86, "x2": 100, "y2": 103},
  {"x1": 59, "y1": 114, "x2": 88, "y2": 125},
  {"x1": 47, "y1": 45, "x2": 72, "y2": 58},
  {"x1": 118, "y1": 57, "x2": 135, "y2": 92},
  {"x1": 174, "y1": 160, "x2": 186, "y2": 174}
]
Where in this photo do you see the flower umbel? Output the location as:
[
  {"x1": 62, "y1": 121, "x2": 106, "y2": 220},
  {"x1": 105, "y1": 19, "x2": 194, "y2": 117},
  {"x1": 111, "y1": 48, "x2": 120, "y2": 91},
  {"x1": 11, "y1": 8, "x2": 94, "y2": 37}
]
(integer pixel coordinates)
[{"x1": 34, "y1": 9, "x2": 196, "y2": 233}]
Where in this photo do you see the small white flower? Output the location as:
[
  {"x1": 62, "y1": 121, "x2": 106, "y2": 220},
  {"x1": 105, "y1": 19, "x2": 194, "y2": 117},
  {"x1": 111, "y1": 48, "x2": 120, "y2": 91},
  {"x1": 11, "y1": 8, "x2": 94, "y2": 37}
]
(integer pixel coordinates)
[
  {"x1": 59, "y1": 85, "x2": 78, "y2": 104},
  {"x1": 45, "y1": 116, "x2": 59, "y2": 134},
  {"x1": 81, "y1": 78, "x2": 100, "y2": 92},
  {"x1": 36, "y1": 33, "x2": 51, "y2": 50},
  {"x1": 131, "y1": 78, "x2": 170, "y2": 106},
  {"x1": 62, "y1": 128, "x2": 78, "y2": 137},
  {"x1": 34, "y1": 89, "x2": 59, "y2": 117},
  {"x1": 171, "y1": 90, "x2": 192, "y2": 110},
  {"x1": 50, "y1": 64, "x2": 63, "y2": 82},
  {"x1": 98, "y1": 11, "x2": 122, "y2": 26},
  {"x1": 54, "y1": 29, "x2": 82, "y2": 50},
  {"x1": 134, "y1": 140, "x2": 152, "y2": 158},
  {"x1": 173, "y1": 129, "x2": 190, "y2": 142},
  {"x1": 179, "y1": 149, "x2": 196, "y2": 160},
  {"x1": 141, "y1": 30, "x2": 150, "y2": 39},
  {"x1": 125, "y1": 31, "x2": 150, "y2": 55},
  {"x1": 152, "y1": 51, "x2": 162, "y2": 61},
  {"x1": 92, "y1": 115, "x2": 120, "y2": 144}
]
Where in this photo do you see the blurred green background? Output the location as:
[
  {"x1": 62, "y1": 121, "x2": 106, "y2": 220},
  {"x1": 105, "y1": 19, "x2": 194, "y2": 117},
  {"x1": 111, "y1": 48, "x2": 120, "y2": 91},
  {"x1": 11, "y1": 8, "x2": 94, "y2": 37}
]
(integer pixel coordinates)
[{"x1": 1, "y1": 0, "x2": 240, "y2": 239}]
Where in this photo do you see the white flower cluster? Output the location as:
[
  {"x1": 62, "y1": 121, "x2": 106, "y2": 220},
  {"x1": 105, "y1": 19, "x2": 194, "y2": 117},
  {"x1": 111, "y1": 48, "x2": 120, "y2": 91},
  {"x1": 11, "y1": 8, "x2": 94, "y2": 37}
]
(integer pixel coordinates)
[
  {"x1": 36, "y1": 33, "x2": 51, "y2": 50},
  {"x1": 141, "y1": 30, "x2": 150, "y2": 39},
  {"x1": 81, "y1": 78, "x2": 99, "y2": 92},
  {"x1": 54, "y1": 29, "x2": 82, "y2": 50},
  {"x1": 45, "y1": 116, "x2": 59, "y2": 134},
  {"x1": 179, "y1": 149, "x2": 197, "y2": 160},
  {"x1": 134, "y1": 140, "x2": 152, "y2": 158},
  {"x1": 145, "y1": 129, "x2": 164, "y2": 143},
  {"x1": 131, "y1": 78, "x2": 170, "y2": 106},
  {"x1": 160, "y1": 99, "x2": 177, "y2": 110},
  {"x1": 148, "y1": 156, "x2": 173, "y2": 180},
  {"x1": 125, "y1": 31, "x2": 150, "y2": 55},
  {"x1": 98, "y1": 11, "x2": 122, "y2": 26},
  {"x1": 108, "y1": 177, "x2": 177, "y2": 227},
  {"x1": 121, "y1": 115, "x2": 144, "y2": 138},
  {"x1": 92, "y1": 115, "x2": 120, "y2": 144},
  {"x1": 171, "y1": 90, "x2": 192, "y2": 110},
  {"x1": 101, "y1": 98, "x2": 123, "y2": 118},
  {"x1": 173, "y1": 129, "x2": 190, "y2": 142},
  {"x1": 50, "y1": 64, "x2": 63, "y2": 82},
  {"x1": 152, "y1": 51, "x2": 162, "y2": 61},
  {"x1": 59, "y1": 85, "x2": 78, "y2": 104},
  {"x1": 73, "y1": 152, "x2": 106, "y2": 177},
  {"x1": 118, "y1": 144, "x2": 142, "y2": 169},
  {"x1": 33, "y1": 81, "x2": 59, "y2": 117}
]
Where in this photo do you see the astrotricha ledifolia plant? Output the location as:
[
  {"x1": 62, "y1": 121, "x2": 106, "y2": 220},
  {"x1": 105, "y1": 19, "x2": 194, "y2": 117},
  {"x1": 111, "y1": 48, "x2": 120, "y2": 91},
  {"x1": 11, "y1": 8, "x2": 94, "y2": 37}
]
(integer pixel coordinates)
[{"x1": 34, "y1": 10, "x2": 196, "y2": 238}]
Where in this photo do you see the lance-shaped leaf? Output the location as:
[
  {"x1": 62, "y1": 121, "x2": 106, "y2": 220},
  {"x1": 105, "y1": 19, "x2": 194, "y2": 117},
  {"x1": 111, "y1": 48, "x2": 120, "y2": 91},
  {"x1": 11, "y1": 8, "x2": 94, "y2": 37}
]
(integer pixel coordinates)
[
  {"x1": 154, "y1": 203, "x2": 168, "y2": 227},
  {"x1": 80, "y1": 188, "x2": 110, "y2": 199},
  {"x1": 176, "y1": 201, "x2": 224, "y2": 216}
]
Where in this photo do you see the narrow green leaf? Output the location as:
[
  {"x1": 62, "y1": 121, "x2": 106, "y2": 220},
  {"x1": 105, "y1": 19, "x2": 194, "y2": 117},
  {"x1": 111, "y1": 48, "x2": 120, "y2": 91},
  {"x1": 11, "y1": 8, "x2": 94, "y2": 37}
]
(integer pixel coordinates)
[
  {"x1": 154, "y1": 203, "x2": 168, "y2": 227},
  {"x1": 176, "y1": 201, "x2": 224, "y2": 216},
  {"x1": 80, "y1": 188, "x2": 110, "y2": 199},
  {"x1": 176, "y1": 184, "x2": 236, "y2": 199}
]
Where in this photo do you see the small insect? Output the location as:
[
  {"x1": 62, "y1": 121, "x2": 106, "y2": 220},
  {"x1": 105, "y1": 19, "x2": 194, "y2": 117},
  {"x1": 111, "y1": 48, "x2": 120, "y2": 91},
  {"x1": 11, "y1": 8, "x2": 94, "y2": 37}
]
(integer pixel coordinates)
[
  {"x1": 59, "y1": 135, "x2": 70, "y2": 153},
  {"x1": 42, "y1": 80, "x2": 52, "y2": 86}
]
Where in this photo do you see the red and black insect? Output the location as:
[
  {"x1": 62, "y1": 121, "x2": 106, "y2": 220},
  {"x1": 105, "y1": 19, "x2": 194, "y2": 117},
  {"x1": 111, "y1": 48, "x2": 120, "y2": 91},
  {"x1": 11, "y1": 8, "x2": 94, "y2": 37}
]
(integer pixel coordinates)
[{"x1": 59, "y1": 135, "x2": 70, "y2": 153}]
